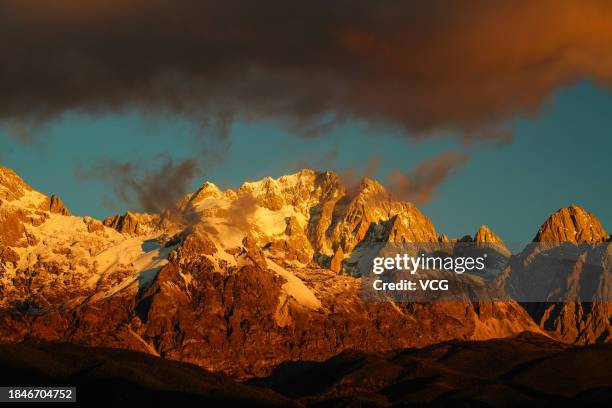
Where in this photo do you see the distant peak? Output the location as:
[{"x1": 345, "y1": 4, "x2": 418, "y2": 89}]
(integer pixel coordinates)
[
  {"x1": 360, "y1": 176, "x2": 380, "y2": 187},
  {"x1": 282, "y1": 168, "x2": 318, "y2": 179},
  {"x1": 239, "y1": 176, "x2": 280, "y2": 194},
  {"x1": 200, "y1": 181, "x2": 220, "y2": 191},
  {"x1": 474, "y1": 225, "x2": 504, "y2": 244},
  {"x1": 195, "y1": 181, "x2": 222, "y2": 195},
  {"x1": 533, "y1": 205, "x2": 607, "y2": 243},
  {"x1": 438, "y1": 233, "x2": 450, "y2": 243},
  {"x1": 355, "y1": 177, "x2": 386, "y2": 196},
  {"x1": 243, "y1": 169, "x2": 319, "y2": 189},
  {"x1": 103, "y1": 211, "x2": 160, "y2": 235},
  {"x1": 190, "y1": 181, "x2": 223, "y2": 203},
  {"x1": 49, "y1": 194, "x2": 71, "y2": 216}
]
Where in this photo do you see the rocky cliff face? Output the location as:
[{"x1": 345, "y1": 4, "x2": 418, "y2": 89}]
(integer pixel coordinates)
[
  {"x1": 103, "y1": 211, "x2": 161, "y2": 235},
  {"x1": 500, "y1": 205, "x2": 612, "y2": 344},
  {"x1": 176, "y1": 169, "x2": 438, "y2": 273},
  {"x1": 0, "y1": 167, "x2": 609, "y2": 378},
  {"x1": 49, "y1": 194, "x2": 70, "y2": 216},
  {"x1": 0, "y1": 166, "x2": 34, "y2": 202},
  {"x1": 533, "y1": 205, "x2": 608, "y2": 243},
  {"x1": 474, "y1": 225, "x2": 504, "y2": 244},
  {"x1": 468, "y1": 225, "x2": 512, "y2": 275},
  {"x1": 0, "y1": 166, "x2": 50, "y2": 249}
]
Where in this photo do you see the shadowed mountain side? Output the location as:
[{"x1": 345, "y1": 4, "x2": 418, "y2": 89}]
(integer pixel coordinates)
[
  {"x1": 2, "y1": 336, "x2": 611, "y2": 406},
  {"x1": 0, "y1": 342, "x2": 295, "y2": 406},
  {"x1": 250, "y1": 333, "x2": 612, "y2": 407}
]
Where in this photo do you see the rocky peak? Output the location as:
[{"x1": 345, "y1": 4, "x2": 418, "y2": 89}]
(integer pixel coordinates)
[
  {"x1": 310, "y1": 171, "x2": 438, "y2": 255},
  {"x1": 3, "y1": 164, "x2": 609, "y2": 380},
  {"x1": 472, "y1": 224, "x2": 511, "y2": 259},
  {"x1": 190, "y1": 181, "x2": 223, "y2": 202},
  {"x1": 187, "y1": 169, "x2": 440, "y2": 263},
  {"x1": 237, "y1": 169, "x2": 322, "y2": 212},
  {"x1": 49, "y1": 194, "x2": 71, "y2": 216},
  {"x1": 313, "y1": 170, "x2": 342, "y2": 194},
  {"x1": 533, "y1": 205, "x2": 607, "y2": 243},
  {"x1": 277, "y1": 168, "x2": 317, "y2": 186},
  {"x1": 0, "y1": 166, "x2": 53, "y2": 247},
  {"x1": 103, "y1": 211, "x2": 160, "y2": 235},
  {"x1": 356, "y1": 177, "x2": 387, "y2": 196},
  {"x1": 363, "y1": 211, "x2": 438, "y2": 245},
  {"x1": 238, "y1": 177, "x2": 284, "y2": 211},
  {"x1": 0, "y1": 165, "x2": 33, "y2": 201},
  {"x1": 474, "y1": 225, "x2": 504, "y2": 244}
]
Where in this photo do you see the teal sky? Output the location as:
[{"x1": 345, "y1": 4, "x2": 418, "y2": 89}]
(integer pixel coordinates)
[{"x1": 1, "y1": 80, "x2": 610, "y2": 242}]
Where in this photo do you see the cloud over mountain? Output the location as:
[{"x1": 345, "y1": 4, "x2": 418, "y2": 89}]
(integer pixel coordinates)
[
  {"x1": 81, "y1": 156, "x2": 199, "y2": 214},
  {"x1": 3, "y1": 0, "x2": 612, "y2": 139},
  {"x1": 386, "y1": 151, "x2": 469, "y2": 204}
]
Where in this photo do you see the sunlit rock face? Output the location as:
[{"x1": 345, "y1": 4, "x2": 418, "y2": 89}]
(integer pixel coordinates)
[
  {"x1": 499, "y1": 205, "x2": 612, "y2": 344},
  {"x1": 533, "y1": 205, "x2": 608, "y2": 243},
  {"x1": 0, "y1": 167, "x2": 609, "y2": 378}
]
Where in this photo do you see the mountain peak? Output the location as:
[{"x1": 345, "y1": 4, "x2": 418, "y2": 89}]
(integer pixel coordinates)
[
  {"x1": 358, "y1": 176, "x2": 385, "y2": 192},
  {"x1": 0, "y1": 165, "x2": 33, "y2": 201},
  {"x1": 533, "y1": 205, "x2": 607, "y2": 243},
  {"x1": 190, "y1": 181, "x2": 223, "y2": 203},
  {"x1": 200, "y1": 181, "x2": 221, "y2": 192},
  {"x1": 240, "y1": 169, "x2": 319, "y2": 192},
  {"x1": 49, "y1": 194, "x2": 71, "y2": 216},
  {"x1": 278, "y1": 168, "x2": 318, "y2": 182},
  {"x1": 474, "y1": 225, "x2": 504, "y2": 244},
  {"x1": 103, "y1": 211, "x2": 160, "y2": 235}
]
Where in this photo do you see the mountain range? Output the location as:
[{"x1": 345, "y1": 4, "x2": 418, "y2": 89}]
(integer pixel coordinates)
[
  {"x1": 2, "y1": 333, "x2": 611, "y2": 406},
  {"x1": 0, "y1": 165, "x2": 610, "y2": 382}
]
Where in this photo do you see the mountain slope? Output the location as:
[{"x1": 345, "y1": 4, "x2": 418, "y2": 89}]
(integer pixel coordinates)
[
  {"x1": 1, "y1": 166, "x2": 608, "y2": 379},
  {"x1": 533, "y1": 205, "x2": 608, "y2": 243},
  {"x1": 4, "y1": 336, "x2": 610, "y2": 406},
  {"x1": 0, "y1": 342, "x2": 294, "y2": 406},
  {"x1": 499, "y1": 205, "x2": 612, "y2": 343},
  {"x1": 250, "y1": 333, "x2": 612, "y2": 406}
]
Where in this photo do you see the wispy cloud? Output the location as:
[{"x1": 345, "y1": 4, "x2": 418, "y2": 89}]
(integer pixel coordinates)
[
  {"x1": 386, "y1": 151, "x2": 469, "y2": 204},
  {"x1": 339, "y1": 155, "x2": 381, "y2": 195},
  {"x1": 81, "y1": 155, "x2": 199, "y2": 214}
]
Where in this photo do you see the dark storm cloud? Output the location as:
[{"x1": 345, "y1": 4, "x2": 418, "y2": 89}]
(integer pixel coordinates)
[{"x1": 3, "y1": 0, "x2": 612, "y2": 139}]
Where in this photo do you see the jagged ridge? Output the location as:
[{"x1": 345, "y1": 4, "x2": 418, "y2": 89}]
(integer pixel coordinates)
[{"x1": 0, "y1": 166, "x2": 610, "y2": 378}]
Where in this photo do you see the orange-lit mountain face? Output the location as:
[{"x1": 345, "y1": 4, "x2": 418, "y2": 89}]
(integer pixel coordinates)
[
  {"x1": 0, "y1": 165, "x2": 610, "y2": 377},
  {"x1": 500, "y1": 206, "x2": 612, "y2": 343}
]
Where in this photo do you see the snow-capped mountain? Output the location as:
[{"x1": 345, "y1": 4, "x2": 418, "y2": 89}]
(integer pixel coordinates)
[{"x1": 0, "y1": 165, "x2": 609, "y2": 377}]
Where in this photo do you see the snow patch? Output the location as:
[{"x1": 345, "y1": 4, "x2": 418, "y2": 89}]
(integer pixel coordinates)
[{"x1": 267, "y1": 259, "x2": 321, "y2": 310}]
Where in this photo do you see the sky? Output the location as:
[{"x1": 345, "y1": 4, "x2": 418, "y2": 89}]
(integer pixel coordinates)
[
  {"x1": 1, "y1": 1, "x2": 612, "y2": 242},
  {"x1": 1, "y1": 80, "x2": 610, "y2": 242}
]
